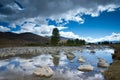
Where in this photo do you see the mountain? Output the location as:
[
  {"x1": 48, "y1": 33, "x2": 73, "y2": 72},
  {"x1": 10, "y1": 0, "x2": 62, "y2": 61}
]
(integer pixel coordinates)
[
  {"x1": 110, "y1": 41, "x2": 120, "y2": 44},
  {"x1": 60, "y1": 36, "x2": 70, "y2": 40},
  {"x1": 0, "y1": 32, "x2": 49, "y2": 47}
]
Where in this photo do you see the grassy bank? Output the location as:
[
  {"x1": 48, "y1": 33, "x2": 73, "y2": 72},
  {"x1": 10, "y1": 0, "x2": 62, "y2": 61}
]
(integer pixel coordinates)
[{"x1": 104, "y1": 44, "x2": 120, "y2": 80}]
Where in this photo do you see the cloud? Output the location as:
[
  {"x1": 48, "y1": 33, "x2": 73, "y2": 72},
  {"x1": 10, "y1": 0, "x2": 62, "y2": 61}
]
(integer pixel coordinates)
[
  {"x1": 57, "y1": 26, "x2": 68, "y2": 30},
  {"x1": 14, "y1": 22, "x2": 68, "y2": 36},
  {"x1": 33, "y1": 25, "x2": 55, "y2": 36},
  {"x1": 0, "y1": 0, "x2": 120, "y2": 42},
  {"x1": 59, "y1": 32, "x2": 120, "y2": 43},
  {"x1": 34, "y1": 25, "x2": 68, "y2": 36},
  {"x1": 0, "y1": 0, "x2": 120, "y2": 24},
  {"x1": 83, "y1": 32, "x2": 120, "y2": 42},
  {"x1": 0, "y1": 26, "x2": 10, "y2": 32},
  {"x1": 13, "y1": 22, "x2": 81, "y2": 39},
  {"x1": 60, "y1": 31, "x2": 80, "y2": 39}
]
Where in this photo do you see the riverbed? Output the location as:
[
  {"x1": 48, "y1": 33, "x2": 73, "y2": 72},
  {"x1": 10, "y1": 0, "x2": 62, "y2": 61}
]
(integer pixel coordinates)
[{"x1": 0, "y1": 46, "x2": 114, "y2": 80}]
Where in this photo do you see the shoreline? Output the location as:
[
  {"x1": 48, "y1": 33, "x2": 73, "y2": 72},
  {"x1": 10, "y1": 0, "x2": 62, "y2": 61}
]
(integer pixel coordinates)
[{"x1": 104, "y1": 44, "x2": 120, "y2": 80}]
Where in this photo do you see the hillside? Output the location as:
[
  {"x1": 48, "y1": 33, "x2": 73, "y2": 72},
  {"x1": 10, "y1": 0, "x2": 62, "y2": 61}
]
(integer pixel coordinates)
[{"x1": 0, "y1": 32, "x2": 49, "y2": 47}]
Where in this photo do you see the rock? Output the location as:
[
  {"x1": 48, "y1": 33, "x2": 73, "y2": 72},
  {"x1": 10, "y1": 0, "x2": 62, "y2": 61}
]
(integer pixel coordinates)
[
  {"x1": 100, "y1": 69, "x2": 105, "y2": 74},
  {"x1": 33, "y1": 66, "x2": 54, "y2": 77},
  {"x1": 9, "y1": 53, "x2": 16, "y2": 56},
  {"x1": 86, "y1": 45, "x2": 91, "y2": 48},
  {"x1": 78, "y1": 56, "x2": 85, "y2": 63},
  {"x1": 90, "y1": 50, "x2": 95, "y2": 53},
  {"x1": 49, "y1": 50, "x2": 59, "y2": 55},
  {"x1": 78, "y1": 65, "x2": 94, "y2": 72},
  {"x1": 66, "y1": 52, "x2": 75, "y2": 60},
  {"x1": 52, "y1": 54, "x2": 60, "y2": 58},
  {"x1": 97, "y1": 59, "x2": 109, "y2": 68},
  {"x1": 29, "y1": 60, "x2": 33, "y2": 62}
]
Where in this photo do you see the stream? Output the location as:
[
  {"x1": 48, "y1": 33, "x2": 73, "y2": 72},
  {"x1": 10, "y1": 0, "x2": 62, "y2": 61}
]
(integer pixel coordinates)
[{"x1": 0, "y1": 46, "x2": 114, "y2": 80}]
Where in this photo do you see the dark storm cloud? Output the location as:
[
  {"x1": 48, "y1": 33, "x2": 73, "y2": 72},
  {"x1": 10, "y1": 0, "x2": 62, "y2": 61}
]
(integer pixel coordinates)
[
  {"x1": 0, "y1": 0, "x2": 120, "y2": 22},
  {"x1": 0, "y1": 0, "x2": 15, "y2": 15},
  {"x1": 14, "y1": 1, "x2": 24, "y2": 9}
]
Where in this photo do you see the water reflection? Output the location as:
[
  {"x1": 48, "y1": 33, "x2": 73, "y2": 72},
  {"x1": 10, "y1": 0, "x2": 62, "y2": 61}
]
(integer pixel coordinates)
[
  {"x1": 53, "y1": 56, "x2": 60, "y2": 66},
  {"x1": 0, "y1": 47, "x2": 114, "y2": 80}
]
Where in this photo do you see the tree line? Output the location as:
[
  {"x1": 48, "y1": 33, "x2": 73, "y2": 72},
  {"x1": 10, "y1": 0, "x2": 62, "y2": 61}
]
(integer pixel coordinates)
[
  {"x1": 50, "y1": 28, "x2": 86, "y2": 46},
  {"x1": 98, "y1": 41, "x2": 112, "y2": 45}
]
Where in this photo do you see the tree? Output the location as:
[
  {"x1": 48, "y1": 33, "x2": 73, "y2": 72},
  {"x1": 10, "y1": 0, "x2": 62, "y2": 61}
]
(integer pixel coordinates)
[
  {"x1": 51, "y1": 28, "x2": 60, "y2": 46},
  {"x1": 79, "y1": 39, "x2": 85, "y2": 45},
  {"x1": 66, "y1": 39, "x2": 74, "y2": 46},
  {"x1": 66, "y1": 39, "x2": 85, "y2": 46},
  {"x1": 75, "y1": 39, "x2": 79, "y2": 44}
]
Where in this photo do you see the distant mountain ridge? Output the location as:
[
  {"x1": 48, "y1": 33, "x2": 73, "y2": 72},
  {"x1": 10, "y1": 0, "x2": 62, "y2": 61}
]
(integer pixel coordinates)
[
  {"x1": 110, "y1": 41, "x2": 120, "y2": 43},
  {"x1": 0, "y1": 32, "x2": 49, "y2": 47}
]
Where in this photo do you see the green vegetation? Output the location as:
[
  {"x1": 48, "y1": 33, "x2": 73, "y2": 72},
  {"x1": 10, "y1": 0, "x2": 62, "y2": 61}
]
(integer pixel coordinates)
[
  {"x1": 104, "y1": 60, "x2": 120, "y2": 80},
  {"x1": 51, "y1": 28, "x2": 60, "y2": 46},
  {"x1": 50, "y1": 28, "x2": 85, "y2": 46},
  {"x1": 98, "y1": 41, "x2": 112, "y2": 45},
  {"x1": 26, "y1": 42, "x2": 49, "y2": 46},
  {"x1": 110, "y1": 44, "x2": 120, "y2": 60},
  {"x1": 66, "y1": 39, "x2": 85, "y2": 46}
]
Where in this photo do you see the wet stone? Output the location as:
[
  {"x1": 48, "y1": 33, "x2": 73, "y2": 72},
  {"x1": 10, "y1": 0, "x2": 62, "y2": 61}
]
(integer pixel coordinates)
[{"x1": 33, "y1": 66, "x2": 54, "y2": 78}]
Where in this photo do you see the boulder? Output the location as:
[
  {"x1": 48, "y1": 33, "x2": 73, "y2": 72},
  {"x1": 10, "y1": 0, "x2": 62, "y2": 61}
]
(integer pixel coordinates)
[
  {"x1": 78, "y1": 56, "x2": 85, "y2": 63},
  {"x1": 78, "y1": 65, "x2": 94, "y2": 72},
  {"x1": 97, "y1": 59, "x2": 109, "y2": 68},
  {"x1": 90, "y1": 50, "x2": 95, "y2": 53},
  {"x1": 100, "y1": 69, "x2": 105, "y2": 74},
  {"x1": 52, "y1": 54, "x2": 60, "y2": 58},
  {"x1": 66, "y1": 52, "x2": 75, "y2": 60},
  {"x1": 33, "y1": 66, "x2": 54, "y2": 77}
]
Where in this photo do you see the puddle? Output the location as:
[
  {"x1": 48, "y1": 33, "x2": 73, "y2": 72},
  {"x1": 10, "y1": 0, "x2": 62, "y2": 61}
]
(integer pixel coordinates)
[{"x1": 0, "y1": 47, "x2": 114, "y2": 80}]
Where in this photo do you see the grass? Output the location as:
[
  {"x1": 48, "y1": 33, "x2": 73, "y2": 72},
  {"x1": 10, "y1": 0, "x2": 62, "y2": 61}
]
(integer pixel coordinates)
[
  {"x1": 110, "y1": 44, "x2": 120, "y2": 60},
  {"x1": 104, "y1": 44, "x2": 120, "y2": 80},
  {"x1": 104, "y1": 60, "x2": 120, "y2": 80}
]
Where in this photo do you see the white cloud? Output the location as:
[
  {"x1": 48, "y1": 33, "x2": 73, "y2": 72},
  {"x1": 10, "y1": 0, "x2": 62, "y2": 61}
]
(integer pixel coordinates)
[
  {"x1": 75, "y1": 4, "x2": 119, "y2": 17},
  {"x1": 60, "y1": 31, "x2": 80, "y2": 39},
  {"x1": 34, "y1": 25, "x2": 68, "y2": 36},
  {"x1": 13, "y1": 21, "x2": 68, "y2": 36},
  {"x1": 49, "y1": 9, "x2": 85, "y2": 24},
  {"x1": 9, "y1": 23, "x2": 16, "y2": 28},
  {"x1": 34, "y1": 25, "x2": 55, "y2": 36},
  {"x1": 100, "y1": 32, "x2": 120, "y2": 41},
  {"x1": 59, "y1": 32, "x2": 120, "y2": 43},
  {"x1": 57, "y1": 26, "x2": 68, "y2": 30},
  {"x1": 14, "y1": 22, "x2": 35, "y2": 33},
  {"x1": 47, "y1": 4, "x2": 119, "y2": 25},
  {"x1": 83, "y1": 32, "x2": 120, "y2": 43},
  {"x1": 0, "y1": 26, "x2": 10, "y2": 32}
]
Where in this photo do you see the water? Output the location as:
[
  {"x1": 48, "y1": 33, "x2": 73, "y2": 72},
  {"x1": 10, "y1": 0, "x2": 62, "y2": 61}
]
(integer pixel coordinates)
[{"x1": 0, "y1": 47, "x2": 114, "y2": 80}]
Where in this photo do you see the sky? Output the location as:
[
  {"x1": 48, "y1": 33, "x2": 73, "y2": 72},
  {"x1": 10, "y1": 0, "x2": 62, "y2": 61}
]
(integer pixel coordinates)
[{"x1": 0, "y1": 0, "x2": 120, "y2": 42}]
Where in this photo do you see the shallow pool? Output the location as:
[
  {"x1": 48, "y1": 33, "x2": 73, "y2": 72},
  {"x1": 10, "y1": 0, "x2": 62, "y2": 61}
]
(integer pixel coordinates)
[{"x1": 0, "y1": 47, "x2": 114, "y2": 80}]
